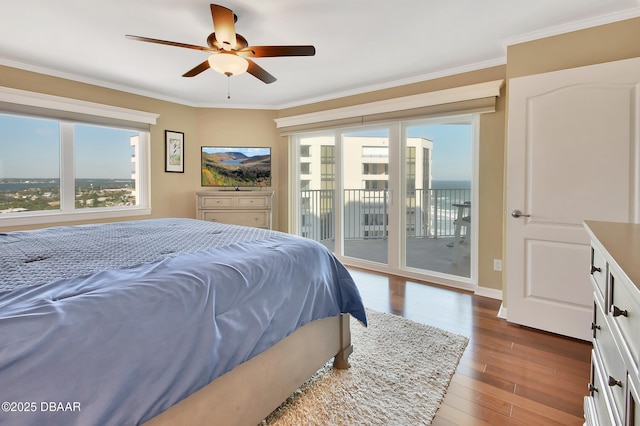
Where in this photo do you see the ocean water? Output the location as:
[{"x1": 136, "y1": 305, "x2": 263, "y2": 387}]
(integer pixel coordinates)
[
  {"x1": 431, "y1": 180, "x2": 471, "y2": 190},
  {"x1": 428, "y1": 181, "x2": 471, "y2": 234}
]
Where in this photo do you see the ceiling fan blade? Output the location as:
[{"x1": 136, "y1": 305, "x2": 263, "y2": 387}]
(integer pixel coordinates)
[
  {"x1": 210, "y1": 4, "x2": 236, "y2": 49},
  {"x1": 238, "y1": 45, "x2": 316, "y2": 57},
  {"x1": 246, "y1": 59, "x2": 276, "y2": 84},
  {"x1": 126, "y1": 35, "x2": 215, "y2": 52},
  {"x1": 183, "y1": 60, "x2": 211, "y2": 77}
]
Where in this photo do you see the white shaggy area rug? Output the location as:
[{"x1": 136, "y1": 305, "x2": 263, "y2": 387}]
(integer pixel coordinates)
[{"x1": 263, "y1": 308, "x2": 469, "y2": 425}]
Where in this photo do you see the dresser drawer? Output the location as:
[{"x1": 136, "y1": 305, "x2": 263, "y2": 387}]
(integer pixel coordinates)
[
  {"x1": 609, "y1": 266, "x2": 640, "y2": 367},
  {"x1": 236, "y1": 196, "x2": 270, "y2": 208},
  {"x1": 628, "y1": 374, "x2": 639, "y2": 426},
  {"x1": 200, "y1": 196, "x2": 234, "y2": 208},
  {"x1": 590, "y1": 244, "x2": 607, "y2": 303},
  {"x1": 201, "y1": 211, "x2": 269, "y2": 228},
  {"x1": 590, "y1": 351, "x2": 620, "y2": 426},
  {"x1": 593, "y1": 299, "x2": 627, "y2": 422}
]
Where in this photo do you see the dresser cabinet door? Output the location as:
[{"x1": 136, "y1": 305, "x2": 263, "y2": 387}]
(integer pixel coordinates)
[
  {"x1": 591, "y1": 245, "x2": 608, "y2": 304},
  {"x1": 609, "y1": 267, "x2": 640, "y2": 368},
  {"x1": 590, "y1": 352, "x2": 620, "y2": 426},
  {"x1": 593, "y1": 300, "x2": 627, "y2": 423},
  {"x1": 628, "y1": 375, "x2": 639, "y2": 425}
]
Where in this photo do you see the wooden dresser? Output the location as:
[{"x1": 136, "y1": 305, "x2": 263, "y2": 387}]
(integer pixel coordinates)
[
  {"x1": 584, "y1": 221, "x2": 640, "y2": 425},
  {"x1": 196, "y1": 191, "x2": 274, "y2": 229}
]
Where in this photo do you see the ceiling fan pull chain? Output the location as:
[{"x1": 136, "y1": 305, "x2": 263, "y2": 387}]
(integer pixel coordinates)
[{"x1": 227, "y1": 76, "x2": 231, "y2": 100}]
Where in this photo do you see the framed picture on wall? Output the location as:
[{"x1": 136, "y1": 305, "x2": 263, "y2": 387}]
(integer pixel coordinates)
[{"x1": 165, "y1": 130, "x2": 184, "y2": 173}]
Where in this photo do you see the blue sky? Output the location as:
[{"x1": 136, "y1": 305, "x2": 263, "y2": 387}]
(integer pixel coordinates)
[
  {"x1": 408, "y1": 123, "x2": 472, "y2": 181},
  {"x1": 0, "y1": 114, "x2": 137, "y2": 179}
]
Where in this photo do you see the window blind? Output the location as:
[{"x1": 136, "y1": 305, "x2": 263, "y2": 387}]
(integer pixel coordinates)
[
  {"x1": 0, "y1": 86, "x2": 158, "y2": 131},
  {"x1": 275, "y1": 80, "x2": 503, "y2": 135}
]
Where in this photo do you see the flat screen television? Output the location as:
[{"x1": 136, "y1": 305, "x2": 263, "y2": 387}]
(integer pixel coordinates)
[{"x1": 201, "y1": 146, "x2": 271, "y2": 188}]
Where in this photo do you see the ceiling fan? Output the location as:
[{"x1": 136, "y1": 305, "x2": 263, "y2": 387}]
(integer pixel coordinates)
[{"x1": 126, "y1": 4, "x2": 315, "y2": 85}]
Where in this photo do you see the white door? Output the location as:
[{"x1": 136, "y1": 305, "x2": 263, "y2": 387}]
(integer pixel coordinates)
[{"x1": 506, "y1": 57, "x2": 640, "y2": 341}]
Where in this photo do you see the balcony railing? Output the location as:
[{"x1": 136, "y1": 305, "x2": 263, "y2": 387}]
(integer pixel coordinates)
[{"x1": 300, "y1": 188, "x2": 471, "y2": 242}]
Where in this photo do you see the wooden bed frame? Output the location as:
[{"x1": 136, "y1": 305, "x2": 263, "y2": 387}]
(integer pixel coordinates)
[{"x1": 144, "y1": 313, "x2": 353, "y2": 426}]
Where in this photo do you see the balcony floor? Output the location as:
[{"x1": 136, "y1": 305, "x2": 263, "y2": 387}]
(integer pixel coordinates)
[{"x1": 321, "y1": 236, "x2": 470, "y2": 278}]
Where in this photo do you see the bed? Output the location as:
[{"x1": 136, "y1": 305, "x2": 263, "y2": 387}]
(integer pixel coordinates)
[{"x1": 0, "y1": 218, "x2": 367, "y2": 425}]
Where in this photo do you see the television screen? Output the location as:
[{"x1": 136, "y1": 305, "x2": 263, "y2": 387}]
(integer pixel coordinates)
[{"x1": 201, "y1": 146, "x2": 271, "y2": 187}]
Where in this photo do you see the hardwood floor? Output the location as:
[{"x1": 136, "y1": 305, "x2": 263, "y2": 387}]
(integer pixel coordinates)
[{"x1": 347, "y1": 267, "x2": 592, "y2": 425}]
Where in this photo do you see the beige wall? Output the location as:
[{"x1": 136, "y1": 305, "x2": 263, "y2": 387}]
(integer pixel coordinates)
[
  {"x1": 2, "y1": 15, "x2": 639, "y2": 294},
  {"x1": 507, "y1": 17, "x2": 640, "y2": 79}
]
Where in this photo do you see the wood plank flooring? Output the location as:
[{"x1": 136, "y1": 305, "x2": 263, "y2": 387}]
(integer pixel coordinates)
[{"x1": 347, "y1": 267, "x2": 592, "y2": 425}]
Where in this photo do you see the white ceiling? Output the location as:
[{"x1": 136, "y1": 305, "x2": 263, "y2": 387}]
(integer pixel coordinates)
[{"x1": 1, "y1": 1, "x2": 639, "y2": 109}]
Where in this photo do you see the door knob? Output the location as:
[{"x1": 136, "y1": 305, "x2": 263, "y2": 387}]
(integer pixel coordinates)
[{"x1": 511, "y1": 210, "x2": 531, "y2": 218}]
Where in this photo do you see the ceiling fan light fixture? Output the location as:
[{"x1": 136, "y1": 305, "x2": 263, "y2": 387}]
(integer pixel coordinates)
[{"x1": 208, "y1": 53, "x2": 248, "y2": 76}]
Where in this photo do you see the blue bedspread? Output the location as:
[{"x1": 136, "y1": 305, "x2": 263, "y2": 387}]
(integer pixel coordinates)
[{"x1": 0, "y1": 219, "x2": 366, "y2": 425}]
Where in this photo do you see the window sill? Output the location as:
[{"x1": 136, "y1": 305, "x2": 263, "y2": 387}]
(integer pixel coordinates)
[{"x1": 0, "y1": 207, "x2": 152, "y2": 228}]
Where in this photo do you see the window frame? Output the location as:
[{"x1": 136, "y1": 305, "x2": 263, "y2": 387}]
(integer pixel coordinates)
[
  {"x1": 0, "y1": 87, "x2": 157, "y2": 227},
  {"x1": 289, "y1": 114, "x2": 479, "y2": 289}
]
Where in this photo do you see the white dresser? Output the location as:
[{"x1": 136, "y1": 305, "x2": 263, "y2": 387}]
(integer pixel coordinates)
[
  {"x1": 584, "y1": 221, "x2": 640, "y2": 426},
  {"x1": 196, "y1": 191, "x2": 274, "y2": 229}
]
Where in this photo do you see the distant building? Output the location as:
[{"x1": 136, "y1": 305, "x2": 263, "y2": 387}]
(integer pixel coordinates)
[
  {"x1": 298, "y1": 136, "x2": 433, "y2": 241},
  {"x1": 130, "y1": 135, "x2": 140, "y2": 203}
]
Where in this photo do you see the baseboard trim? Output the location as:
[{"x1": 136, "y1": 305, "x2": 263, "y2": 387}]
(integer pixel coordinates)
[
  {"x1": 474, "y1": 286, "x2": 503, "y2": 301},
  {"x1": 497, "y1": 303, "x2": 508, "y2": 319}
]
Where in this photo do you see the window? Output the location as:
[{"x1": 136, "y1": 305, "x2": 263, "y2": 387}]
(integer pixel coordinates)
[
  {"x1": 0, "y1": 115, "x2": 60, "y2": 213},
  {"x1": 291, "y1": 116, "x2": 476, "y2": 284},
  {"x1": 364, "y1": 180, "x2": 388, "y2": 190},
  {"x1": 75, "y1": 124, "x2": 140, "y2": 209},
  {"x1": 363, "y1": 163, "x2": 388, "y2": 175},
  {"x1": 0, "y1": 87, "x2": 157, "y2": 226},
  {"x1": 320, "y1": 145, "x2": 334, "y2": 190}
]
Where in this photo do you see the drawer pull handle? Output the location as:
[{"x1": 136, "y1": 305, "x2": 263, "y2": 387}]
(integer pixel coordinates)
[
  {"x1": 588, "y1": 383, "x2": 598, "y2": 393},
  {"x1": 590, "y1": 322, "x2": 601, "y2": 331},
  {"x1": 612, "y1": 305, "x2": 628, "y2": 317},
  {"x1": 608, "y1": 376, "x2": 623, "y2": 387},
  {"x1": 590, "y1": 265, "x2": 601, "y2": 274}
]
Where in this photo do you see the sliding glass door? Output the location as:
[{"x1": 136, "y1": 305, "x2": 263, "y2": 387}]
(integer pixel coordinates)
[
  {"x1": 402, "y1": 118, "x2": 474, "y2": 278},
  {"x1": 293, "y1": 115, "x2": 475, "y2": 284},
  {"x1": 297, "y1": 133, "x2": 336, "y2": 250},
  {"x1": 342, "y1": 128, "x2": 390, "y2": 265}
]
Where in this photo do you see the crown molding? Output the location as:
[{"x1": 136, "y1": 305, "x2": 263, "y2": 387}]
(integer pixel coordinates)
[{"x1": 502, "y1": 6, "x2": 640, "y2": 48}]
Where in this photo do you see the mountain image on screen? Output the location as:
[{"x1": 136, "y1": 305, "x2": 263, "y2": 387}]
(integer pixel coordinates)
[{"x1": 201, "y1": 148, "x2": 271, "y2": 187}]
